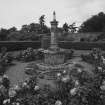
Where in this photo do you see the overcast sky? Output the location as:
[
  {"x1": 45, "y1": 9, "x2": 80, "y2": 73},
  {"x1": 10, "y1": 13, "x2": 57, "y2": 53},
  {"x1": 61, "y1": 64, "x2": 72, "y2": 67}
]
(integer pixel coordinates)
[{"x1": 0, "y1": 0, "x2": 105, "y2": 29}]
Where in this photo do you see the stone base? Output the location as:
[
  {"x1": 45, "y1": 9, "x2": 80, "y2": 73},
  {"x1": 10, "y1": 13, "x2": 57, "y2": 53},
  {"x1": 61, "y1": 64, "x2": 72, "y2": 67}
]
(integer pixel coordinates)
[
  {"x1": 43, "y1": 48, "x2": 66, "y2": 65},
  {"x1": 36, "y1": 62, "x2": 70, "y2": 71}
]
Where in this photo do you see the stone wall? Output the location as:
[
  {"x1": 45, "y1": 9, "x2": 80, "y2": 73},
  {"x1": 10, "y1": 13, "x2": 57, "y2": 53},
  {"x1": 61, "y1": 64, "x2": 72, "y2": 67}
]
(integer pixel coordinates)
[{"x1": 44, "y1": 52, "x2": 65, "y2": 65}]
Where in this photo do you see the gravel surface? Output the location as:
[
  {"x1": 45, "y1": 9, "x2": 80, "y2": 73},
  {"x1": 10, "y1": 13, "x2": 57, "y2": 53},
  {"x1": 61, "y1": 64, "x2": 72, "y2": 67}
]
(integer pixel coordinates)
[{"x1": 6, "y1": 61, "x2": 30, "y2": 86}]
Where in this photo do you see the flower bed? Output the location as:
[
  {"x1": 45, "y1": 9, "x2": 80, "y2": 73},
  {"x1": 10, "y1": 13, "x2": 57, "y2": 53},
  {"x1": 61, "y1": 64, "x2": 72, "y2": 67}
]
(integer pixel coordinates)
[
  {"x1": 1, "y1": 61, "x2": 105, "y2": 105},
  {"x1": 81, "y1": 48, "x2": 103, "y2": 65},
  {"x1": 0, "y1": 47, "x2": 14, "y2": 75},
  {"x1": 1, "y1": 48, "x2": 105, "y2": 105}
]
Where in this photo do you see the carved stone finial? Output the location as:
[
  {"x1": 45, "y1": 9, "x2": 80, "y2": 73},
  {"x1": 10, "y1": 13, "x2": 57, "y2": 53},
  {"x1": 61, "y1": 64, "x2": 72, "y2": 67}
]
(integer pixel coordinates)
[{"x1": 53, "y1": 11, "x2": 56, "y2": 21}]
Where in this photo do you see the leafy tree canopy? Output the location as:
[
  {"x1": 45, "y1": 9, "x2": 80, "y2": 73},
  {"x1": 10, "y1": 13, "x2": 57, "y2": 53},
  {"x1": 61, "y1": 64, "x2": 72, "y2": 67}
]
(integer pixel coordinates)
[
  {"x1": 62, "y1": 22, "x2": 77, "y2": 33},
  {"x1": 0, "y1": 28, "x2": 9, "y2": 41},
  {"x1": 78, "y1": 12, "x2": 105, "y2": 32}
]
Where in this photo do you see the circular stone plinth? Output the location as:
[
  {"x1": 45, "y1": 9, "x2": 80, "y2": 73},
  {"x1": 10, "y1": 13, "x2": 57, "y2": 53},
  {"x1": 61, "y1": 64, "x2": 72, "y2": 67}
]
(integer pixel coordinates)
[{"x1": 36, "y1": 62, "x2": 72, "y2": 71}]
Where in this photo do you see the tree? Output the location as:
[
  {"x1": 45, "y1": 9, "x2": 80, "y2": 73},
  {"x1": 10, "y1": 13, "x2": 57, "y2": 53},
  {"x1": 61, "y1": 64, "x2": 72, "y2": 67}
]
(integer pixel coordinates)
[
  {"x1": 62, "y1": 22, "x2": 77, "y2": 33},
  {"x1": 29, "y1": 23, "x2": 50, "y2": 33},
  {"x1": 63, "y1": 23, "x2": 69, "y2": 32},
  {"x1": 69, "y1": 22, "x2": 77, "y2": 33},
  {"x1": 21, "y1": 24, "x2": 30, "y2": 33},
  {"x1": 8, "y1": 27, "x2": 17, "y2": 33},
  {"x1": 7, "y1": 31, "x2": 24, "y2": 41},
  {"x1": 29, "y1": 23, "x2": 40, "y2": 33},
  {"x1": 39, "y1": 15, "x2": 45, "y2": 29},
  {"x1": 78, "y1": 12, "x2": 105, "y2": 32},
  {"x1": 0, "y1": 28, "x2": 9, "y2": 41}
]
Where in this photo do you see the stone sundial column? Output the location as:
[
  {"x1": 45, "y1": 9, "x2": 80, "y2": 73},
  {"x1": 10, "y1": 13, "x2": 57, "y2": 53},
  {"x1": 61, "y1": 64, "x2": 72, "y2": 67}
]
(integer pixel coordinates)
[{"x1": 50, "y1": 11, "x2": 58, "y2": 49}]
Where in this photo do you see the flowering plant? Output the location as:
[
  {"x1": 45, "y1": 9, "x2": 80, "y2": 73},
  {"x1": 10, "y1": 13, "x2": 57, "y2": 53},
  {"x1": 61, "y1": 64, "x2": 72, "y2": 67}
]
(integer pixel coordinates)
[
  {"x1": 81, "y1": 48, "x2": 103, "y2": 65},
  {"x1": 16, "y1": 47, "x2": 44, "y2": 62},
  {"x1": 16, "y1": 47, "x2": 37, "y2": 62}
]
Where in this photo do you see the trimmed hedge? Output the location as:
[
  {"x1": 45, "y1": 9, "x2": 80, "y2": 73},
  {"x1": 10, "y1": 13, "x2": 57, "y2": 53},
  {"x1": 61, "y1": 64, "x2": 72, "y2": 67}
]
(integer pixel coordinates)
[
  {"x1": 0, "y1": 41, "x2": 41, "y2": 51},
  {"x1": 58, "y1": 41, "x2": 105, "y2": 50},
  {"x1": 0, "y1": 41, "x2": 105, "y2": 51}
]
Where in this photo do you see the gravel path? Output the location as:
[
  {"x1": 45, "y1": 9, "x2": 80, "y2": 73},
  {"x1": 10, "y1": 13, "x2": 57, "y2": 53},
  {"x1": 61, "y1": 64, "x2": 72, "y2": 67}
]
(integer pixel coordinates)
[
  {"x1": 6, "y1": 61, "x2": 30, "y2": 86},
  {"x1": 5, "y1": 57, "x2": 94, "y2": 87}
]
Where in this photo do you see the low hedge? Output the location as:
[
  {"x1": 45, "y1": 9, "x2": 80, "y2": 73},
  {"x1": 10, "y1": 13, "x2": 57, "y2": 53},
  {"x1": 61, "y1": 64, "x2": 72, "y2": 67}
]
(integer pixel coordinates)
[
  {"x1": 0, "y1": 41, "x2": 41, "y2": 51},
  {"x1": 0, "y1": 41, "x2": 105, "y2": 51},
  {"x1": 58, "y1": 41, "x2": 105, "y2": 50}
]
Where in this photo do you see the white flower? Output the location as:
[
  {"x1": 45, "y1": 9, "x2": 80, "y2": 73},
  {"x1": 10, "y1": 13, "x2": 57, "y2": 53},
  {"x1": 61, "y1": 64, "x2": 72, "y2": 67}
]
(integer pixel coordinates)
[
  {"x1": 55, "y1": 100, "x2": 62, "y2": 105},
  {"x1": 9, "y1": 89, "x2": 16, "y2": 98},
  {"x1": 14, "y1": 85, "x2": 20, "y2": 91},
  {"x1": 3, "y1": 74, "x2": 8, "y2": 79},
  {"x1": 22, "y1": 82, "x2": 27, "y2": 87},
  {"x1": 70, "y1": 88, "x2": 77, "y2": 96},
  {"x1": 100, "y1": 85, "x2": 105, "y2": 91},
  {"x1": 16, "y1": 102, "x2": 20, "y2": 105},
  {"x1": 94, "y1": 54, "x2": 98, "y2": 59},
  {"x1": 102, "y1": 56, "x2": 105, "y2": 64},
  {"x1": 62, "y1": 75, "x2": 70, "y2": 83},
  {"x1": 34, "y1": 85, "x2": 40, "y2": 91},
  {"x1": 75, "y1": 80, "x2": 79, "y2": 87},
  {"x1": 22, "y1": 82, "x2": 30, "y2": 89},
  {"x1": 77, "y1": 68, "x2": 82, "y2": 73},
  {"x1": 73, "y1": 62, "x2": 76, "y2": 65},
  {"x1": 98, "y1": 67, "x2": 102, "y2": 70},
  {"x1": 63, "y1": 70, "x2": 66, "y2": 74},
  {"x1": 102, "y1": 80, "x2": 105, "y2": 85},
  {"x1": 0, "y1": 77, "x2": 3, "y2": 83},
  {"x1": 12, "y1": 102, "x2": 15, "y2": 105},
  {"x1": 3, "y1": 99, "x2": 10, "y2": 104},
  {"x1": 57, "y1": 73, "x2": 61, "y2": 77}
]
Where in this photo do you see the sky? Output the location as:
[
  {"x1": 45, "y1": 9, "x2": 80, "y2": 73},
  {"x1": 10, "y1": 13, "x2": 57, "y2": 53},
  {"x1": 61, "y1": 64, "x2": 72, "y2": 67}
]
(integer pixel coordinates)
[{"x1": 0, "y1": 0, "x2": 105, "y2": 29}]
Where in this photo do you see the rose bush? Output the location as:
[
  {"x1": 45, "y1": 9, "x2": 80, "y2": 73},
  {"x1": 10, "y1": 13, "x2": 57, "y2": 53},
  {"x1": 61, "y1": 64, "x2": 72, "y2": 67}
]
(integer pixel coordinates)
[
  {"x1": 81, "y1": 48, "x2": 103, "y2": 65},
  {"x1": 16, "y1": 47, "x2": 44, "y2": 62}
]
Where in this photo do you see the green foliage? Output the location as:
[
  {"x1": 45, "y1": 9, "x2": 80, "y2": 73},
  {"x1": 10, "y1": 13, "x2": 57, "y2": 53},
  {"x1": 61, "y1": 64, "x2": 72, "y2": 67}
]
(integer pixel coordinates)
[
  {"x1": 63, "y1": 23, "x2": 69, "y2": 32},
  {"x1": 16, "y1": 47, "x2": 44, "y2": 62},
  {"x1": 62, "y1": 22, "x2": 77, "y2": 33},
  {"x1": 95, "y1": 32, "x2": 105, "y2": 41},
  {"x1": 81, "y1": 48, "x2": 102, "y2": 65},
  {"x1": 16, "y1": 47, "x2": 37, "y2": 62},
  {"x1": 39, "y1": 15, "x2": 50, "y2": 34},
  {"x1": 1, "y1": 49, "x2": 105, "y2": 105},
  {"x1": 0, "y1": 15, "x2": 50, "y2": 41},
  {"x1": 58, "y1": 42, "x2": 105, "y2": 50},
  {"x1": 7, "y1": 31, "x2": 40, "y2": 41},
  {"x1": 8, "y1": 27, "x2": 17, "y2": 33},
  {"x1": 69, "y1": 22, "x2": 77, "y2": 33},
  {"x1": 39, "y1": 15, "x2": 45, "y2": 28},
  {"x1": 79, "y1": 12, "x2": 105, "y2": 32},
  {"x1": 0, "y1": 47, "x2": 13, "y2": 75},
  {"x1": 0, "y1": 28, "x2": 9, "y2": 41}
]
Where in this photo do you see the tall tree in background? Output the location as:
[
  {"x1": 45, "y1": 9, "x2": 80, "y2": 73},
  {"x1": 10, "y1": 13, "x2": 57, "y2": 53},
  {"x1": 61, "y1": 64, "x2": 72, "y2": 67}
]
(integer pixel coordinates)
[
  {"x1": 62, "y1": 22, "x2": 77, "y2": 33},
  {"x1": 29, "y1": 23, "x2": 40, "y2": 33},
  {"x1": 21, "y1": 25, "x2": 30, "y2": 33},
  {"x1": 8, "y1": 27, "x2": 17, "y2": 33},
  {"x1": 63, "y1": 23, "x2": 69, "y2": 32},
  {"x1": 39, "y1": 15, "x2": 50, "y2": 33},
  {"x1": 39, "y1": 15, "x2": 45, "y2": 33},
  {"x1": 0, "y1": 28, "x2": 9, "y2": 41},
  {"x1": 78, "y1": 12, "x2": 105, "y2": 32},
  {"x1": 69, "y1": 22, "x2": 77, "y2": 33}
]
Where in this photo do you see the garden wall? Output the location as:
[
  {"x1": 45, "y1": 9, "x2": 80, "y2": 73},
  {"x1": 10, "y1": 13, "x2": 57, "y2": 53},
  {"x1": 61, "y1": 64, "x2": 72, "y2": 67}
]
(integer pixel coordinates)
[{"x1": 0, "y1": 41, "x2": 105, "y2": 51}]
